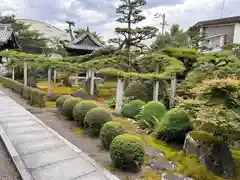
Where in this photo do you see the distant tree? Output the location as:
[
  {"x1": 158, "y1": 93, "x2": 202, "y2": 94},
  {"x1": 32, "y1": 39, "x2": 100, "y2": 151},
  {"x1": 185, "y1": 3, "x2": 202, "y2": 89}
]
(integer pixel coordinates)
[
  {"x1": 65, "y1": 20, "x2": 75, "y2": 41},
  {"x1": 73, "y1": 28, "x2": 105, "y2": 44},
  {"x1": 109, "y1": 0, "x2": 158, "y2": 50},
  {"x1": 0, "y1": 14, "x2": 49, "y2": 53},
  {"x1": 187, "y1": 25, "x2": 204, "y2": 49},
  {"x1": 151, "y1": 24, "x2": 188, "y2": 50}
]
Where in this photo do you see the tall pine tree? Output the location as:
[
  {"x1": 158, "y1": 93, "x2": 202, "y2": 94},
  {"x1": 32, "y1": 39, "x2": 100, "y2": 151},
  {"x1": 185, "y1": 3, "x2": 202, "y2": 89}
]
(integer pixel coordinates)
[{"x1": 109, "y1": 0, "x2": 158, "y2": 50}]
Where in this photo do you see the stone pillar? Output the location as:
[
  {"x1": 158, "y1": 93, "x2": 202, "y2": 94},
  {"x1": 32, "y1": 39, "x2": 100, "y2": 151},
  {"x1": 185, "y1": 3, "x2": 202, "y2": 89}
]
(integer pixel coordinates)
[
  {"x1": 24, "y1": 61, "x2": 27, "y2": 86},
  {"x1": 75, "y1": 73, "x2": 79, "y2": 85},
  {"x1": 12, "y1": 68, "x2": 15, "y2": 80},
  {"x1": 53, "y1": 70, "x2": 57, "y2": 83},
  {"x1": 169, "y1": 73, "x2": 176, "y2": 109},
  {"x1": 48, "y1": 68, "x2": 51, "y2": 97},
  {"x1": 220, "y1": 35, "x2": 225, "y2": 47},
  {"x1": 115, "y1": 78, "x2": 124, "y2": 114},
  {"x1": 90, "y1": 70, "x2": 95, "y2": 96},
  {"x1": 153, "y1": 65, "x2": 159, "y2": 101}
]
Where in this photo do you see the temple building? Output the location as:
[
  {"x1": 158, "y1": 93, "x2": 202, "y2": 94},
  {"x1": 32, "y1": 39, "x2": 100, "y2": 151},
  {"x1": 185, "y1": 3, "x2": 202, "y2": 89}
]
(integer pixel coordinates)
[
  {"x1": 0, "y1": 24, "x2": 20, "y2": 50},
  {"x1": 64, "y1": 29, "x2": 104, "y2": 56},
  {"x1": 0, "y1": 24, "x2": 20, "y2": 74}
]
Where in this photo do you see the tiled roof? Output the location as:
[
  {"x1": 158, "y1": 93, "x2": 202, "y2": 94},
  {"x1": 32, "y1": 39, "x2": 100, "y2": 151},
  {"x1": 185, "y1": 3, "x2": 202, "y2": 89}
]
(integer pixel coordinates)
[
  {"x1": 196, "y1": 16, "x2": 240, "y2": 26},
  {"x1": 65, "y1": 31, "x2": 104, "y2": 51},
  {"x1": 0, "y1": 24, "x2": 13, "y2": 44}
]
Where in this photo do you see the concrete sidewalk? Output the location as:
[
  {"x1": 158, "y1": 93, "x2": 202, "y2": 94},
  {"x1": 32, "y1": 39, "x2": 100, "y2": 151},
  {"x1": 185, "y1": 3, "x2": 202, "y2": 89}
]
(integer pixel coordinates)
[{"x1": 0, "y1": 92, "x2": 119, "y2": 180}]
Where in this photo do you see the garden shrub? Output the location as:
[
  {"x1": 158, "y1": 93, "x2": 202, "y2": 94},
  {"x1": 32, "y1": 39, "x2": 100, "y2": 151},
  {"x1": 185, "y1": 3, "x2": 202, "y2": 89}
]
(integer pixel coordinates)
[
  {"x1": 121, "y1": 100, "x2": 145, "y2": 118},
  {"x1": 56, "y1": 95, "x2": 72, "y2": 109},
  {"x1": 110, "y1": 134, "x2": 145, "y2": 171},
  {"x1": 1, "y1": 77, "x2": 46, "y2": 107},
  {"x1": 73, "y1": 100, "x2": 98, "y2": 126},
  {"x1": 100, "y1": 121, "x2": 124, "y2": 149},
  {"x1": 124, "y1": 80, "x2": 169, "y2": 107},
  {"x1": 84, "y1": 107, "x2": 113, "y2": 136},
  {"x1": 62, "y1": 98, "x2": 83, "y2": 120},
  {"x1": 154, "y1": 108, "x2": 191, "y2": 142},
  {"x1": 136, "y1": 101, "x2": 166, "y2": 129}
]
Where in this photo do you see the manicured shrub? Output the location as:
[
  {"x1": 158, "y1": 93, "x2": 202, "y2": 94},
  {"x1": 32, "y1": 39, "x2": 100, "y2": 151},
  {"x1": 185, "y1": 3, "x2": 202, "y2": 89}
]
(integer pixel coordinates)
[
  {"x1": 110, "y1": 134, "x2": 145, "y2": 171},
  {"x1": 84, "y1": 107, "x2": 113, "y2": 136},
  {"x1": 121, "y1": 100, "x2": 145, "y2": 118},
  {"x1": 56, "y1": 95, "x2": 72, "y2": 109},
  {"x1": 62, "y1": 98, "x2": 82, "y2": 120},
  {"x1": 124, "y1": 80, "x2": 168, "y2": 105},
  {"x1": 22, "y1": 86, "x2": 31, "y2": 100},
  {"x1": 73, "y1": 100, "x2": 98, "y2": 126},
  {"x1": 100, "y1": 121, "x2": 124, "y2": 149},
  {"x1": 154, "y1": 108, "x2": 191, "y2": 142},
  {"x1": 136, "y1": 101, "x2": 166, "y2": 129}
]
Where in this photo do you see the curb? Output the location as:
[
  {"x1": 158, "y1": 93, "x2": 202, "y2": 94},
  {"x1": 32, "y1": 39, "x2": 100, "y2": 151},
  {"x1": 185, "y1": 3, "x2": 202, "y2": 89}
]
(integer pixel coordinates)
[{"x1": 0, "y1": 124, "x2": 34, "y2": 180}]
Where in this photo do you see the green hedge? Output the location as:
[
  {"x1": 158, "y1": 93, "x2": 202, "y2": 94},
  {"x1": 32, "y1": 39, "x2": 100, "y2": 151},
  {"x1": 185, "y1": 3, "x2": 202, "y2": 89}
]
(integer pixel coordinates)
[{"x1": 1, "y1": 77, "x2": 46, "y2": 107}]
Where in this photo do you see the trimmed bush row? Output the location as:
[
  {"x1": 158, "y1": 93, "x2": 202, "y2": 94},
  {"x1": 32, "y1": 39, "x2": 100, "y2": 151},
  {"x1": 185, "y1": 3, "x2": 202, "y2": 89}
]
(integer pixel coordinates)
[
  {"x1": 0, "y1": 77, "x2": 46, "y2": 107},
  {"x1": 56, "y1": 94, "x2": 145, "y2": 171}
]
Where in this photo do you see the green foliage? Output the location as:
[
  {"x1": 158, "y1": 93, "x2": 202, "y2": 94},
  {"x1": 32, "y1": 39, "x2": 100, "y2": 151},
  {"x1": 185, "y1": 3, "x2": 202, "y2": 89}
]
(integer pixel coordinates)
[
  {"x1": 187, "y1": 51, "x2": 240, "y2": 83},
  {"x1": 109, "y1": 0, "x2": 158, "y2": 50},
  {"x1": 72, "y1": 100, "x2": 98, "y2": 126},
  {"x1": 151, "y1": 24, "x2": 188, "y2": 50},
  {"x1": 100, "y1": 121, "x2": 125, "y2": 149},
  {"x1": 1, "y1": 77, "x2": 46, "y2": 107},
  {"x1": 136, "y1": 101, "x2": 166, "y2": 130},
  {"x1": 56, "y1": 95, "x2": 72, "y2": 109},
  {"x1": 187, "y1": 25, "x2": 204, "y2": 49},
  {"x1": 154, "y1": 108, "x2": 191, "y2": 142},
  {"x1": 84, "y1": 107, "x2": 113, "y2": 136},
  {"x1": 62, "y1": 98, "x2": 82, "y2": 120},
  {"x1": 121, "y1": 100, "x2": 145, "y2": 118},
  {"x1": 110, "y1": 134, "x2": 145, "y2": 171},
  {"x1": 124, "y1": 80, "x2": 169, "y2": 104}
]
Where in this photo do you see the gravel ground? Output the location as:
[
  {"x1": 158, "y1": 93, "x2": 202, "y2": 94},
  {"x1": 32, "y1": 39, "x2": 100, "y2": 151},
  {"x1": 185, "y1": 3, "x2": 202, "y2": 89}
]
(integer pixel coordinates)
[{"x1": 0, "y1": 140, "x2": 21, "y2": 180}]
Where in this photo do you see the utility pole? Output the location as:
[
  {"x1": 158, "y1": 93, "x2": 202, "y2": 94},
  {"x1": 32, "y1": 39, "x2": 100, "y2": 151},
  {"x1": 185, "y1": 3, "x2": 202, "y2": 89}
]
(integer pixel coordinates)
[{"x1": 154, "y1": 13, "x2": 167, "y2": 35}]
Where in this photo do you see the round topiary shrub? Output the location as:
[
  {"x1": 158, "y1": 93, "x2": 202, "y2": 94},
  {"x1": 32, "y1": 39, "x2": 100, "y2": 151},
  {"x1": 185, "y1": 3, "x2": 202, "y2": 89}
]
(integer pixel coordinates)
[
  {"x1": 56, "y1": 95, "x2": 72, "y2": 109},
  {"x1": 154, "y1": 108, "x2": 191, "y2": 142},
  {"x1": 84, "y1": 107, "x2": 113, "y2": 136},
  {"x1": 121, "y1": 100, "x2": 145, "y2": 118},
  {"x1": 136, "y1": 101, "x2": 166, "y2": 129},
  {"x1": 62, "y1": 98, "x2": 83, "y2": 120},
  {"x1": 100, "y1": 121, "x2": 125, "y2": 149},
  {"x1": 110, "y1": 134, "x2": 145, "y2": 171},
  {"x1": 73, "y1": 100, "x2": 98, "y2": 126}
]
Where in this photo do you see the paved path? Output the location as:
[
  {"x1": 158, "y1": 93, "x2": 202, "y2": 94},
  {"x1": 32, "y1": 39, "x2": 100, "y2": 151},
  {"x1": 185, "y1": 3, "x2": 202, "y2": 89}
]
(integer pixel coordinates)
[{"x1": 0, "y1": 92, "x2": 119, "y2": 180}]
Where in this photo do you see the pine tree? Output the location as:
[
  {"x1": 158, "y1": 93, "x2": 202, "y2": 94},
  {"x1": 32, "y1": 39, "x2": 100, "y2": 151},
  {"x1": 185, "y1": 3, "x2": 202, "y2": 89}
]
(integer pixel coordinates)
[{"x1": 109, "y1": 0, "x2": 158, "y2": 50}]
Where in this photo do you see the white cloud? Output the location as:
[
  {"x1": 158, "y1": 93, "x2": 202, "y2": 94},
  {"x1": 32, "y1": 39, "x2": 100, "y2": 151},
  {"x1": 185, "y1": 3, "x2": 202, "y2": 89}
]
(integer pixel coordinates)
[{"x1": 76, "y1": 8, "x2": 107, "y2": 23}]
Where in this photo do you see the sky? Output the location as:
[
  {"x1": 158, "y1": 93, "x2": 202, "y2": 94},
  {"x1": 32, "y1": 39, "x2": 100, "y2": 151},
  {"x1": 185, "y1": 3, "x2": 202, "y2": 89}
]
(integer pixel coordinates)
[{"x1": 0, "y1": 0, "x2": 240, "y2": 43}]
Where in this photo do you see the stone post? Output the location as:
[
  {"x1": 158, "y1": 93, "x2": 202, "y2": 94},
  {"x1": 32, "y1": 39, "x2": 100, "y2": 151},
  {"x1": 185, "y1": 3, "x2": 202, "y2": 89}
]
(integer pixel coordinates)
[
  {"x1": 24, "y1": 61, "x2": 27, "y2": 86},
  {"x1": 90, "y1": 70, "x2": 95, "y2": 96},
  {"x1": 48, "y1": 68, "x2": 51, "y2": 97},
  {"x1": 75, "y1": 73, "x2": 79, "y2": 85},
  {"x1": 53, "y1": 69, "x2": 57, "y2": 83},
  {"x1": 115, "y1": 78, "x2": 124, "y2": 114},
  {"x1": 169, "y1": 73, "x2": 176, "y2": 109},
  {"x1": 12, "y1": 68, "x2": 15, "y2": 80},
  {"x1": 153, "y1": 64, "x2": 159, "y2": 101}
]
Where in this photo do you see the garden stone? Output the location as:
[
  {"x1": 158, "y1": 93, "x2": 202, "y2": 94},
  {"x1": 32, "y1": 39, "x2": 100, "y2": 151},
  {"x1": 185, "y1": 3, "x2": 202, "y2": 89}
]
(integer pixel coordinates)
[
  {"x1": 72, "y1": 90, "x2": 95, "y2": 100},
  {"x1": 146, "y1": 147, "x2": 163, "y2": 157},
  {"x1": 149, "y1": 158, "x2": 175, "y2": 171},
  {"x1": 183, "y1": 132, "x2": 235, "y2": 178},
  {"x1": 27, "y1": 76, "x2": 37, "y2": 87},
  {"x1": 161, "y1": 173, "x2": 193, "y2": 180}
]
